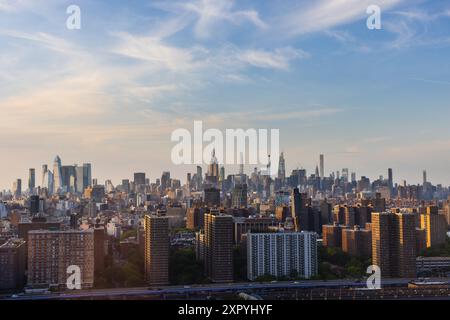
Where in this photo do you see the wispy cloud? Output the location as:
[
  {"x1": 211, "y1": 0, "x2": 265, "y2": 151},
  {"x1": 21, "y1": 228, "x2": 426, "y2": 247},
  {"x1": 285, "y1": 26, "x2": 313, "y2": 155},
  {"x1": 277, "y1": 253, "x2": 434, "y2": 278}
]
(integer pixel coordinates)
[
  {"x1": 277, "y1": 0, "x2": 405, "y2": 37},
  {"x1": 152, "y1": 0, "x2": 267, "y2": 39}
]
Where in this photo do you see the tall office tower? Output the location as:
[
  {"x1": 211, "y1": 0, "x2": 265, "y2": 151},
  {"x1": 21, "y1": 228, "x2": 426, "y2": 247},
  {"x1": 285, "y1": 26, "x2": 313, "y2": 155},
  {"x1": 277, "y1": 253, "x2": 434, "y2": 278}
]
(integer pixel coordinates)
[
  {"x1": 208, "y1": 149, "x2": 219, "y2": 178},
  {"x1": 61, "y1": 165, "x2": 76, "y2": 193},
  {"x1": 341, "y1": 225, "x2": 372, "y2": 258},
  {"x1": 231, "y1": 184, "x2": 247, "y2": 208},
  {"x1": 52, "y1": 155, "x2": 62, "y2": 194},
  {"x1": 247, "y1": 231, "x2": 318, "y2": 281},
  {"x1": 0, "y1": 239, "x2": 26, "y2": 290},
  {"x1": 82, "y1": 163, "x2": 92, "y2": 189},
  {"x1": 371, "y1": 211, "x2": 416, "y2": 278},
  {"x1": 134, "y1": 172, "x2": 146, "y2": 186},
  {"x1": 74, "y1": 165, "x2": 84, "y2": 193},
  {"x1": 12, "y1": 179, "x2": 22, "y2": 198},
  {"x1": 29, "y1": 195, "x2": 40, "y2": 215},
  {"x1": 203, "y1": 187, "x2": 221, "y2": 207},
  {"x1": 278, "y1": 152, "x2": 286, "y2": 181},
  {"x1": 122, "y1": 179, "x2": 130, "y2": 193},
  {"x1": 342, "y1": 168, "x2": 349, "y2": 183},
  {"x1": 388, "y1": 168, "x2": 393, "y2": 191},
  {"x1": 27, "y1": 229, "x2": 94, "y2": 289},
  {"x1": 161, "y1": 171, "x2": 171, "y2": 191},
  {"x1": 41, "y1": 164, "x2": 48, "y2": 187},
  {"x1": 423, "y1": 170, "x2": 427, "y2": 185},
  {"x1": 204, "y1": 210, "x2": 234, "y2": 283},
  {"x1": 186, "y1": 173, "x2": 192, "y2": 186},
  {"x1": 144, "y1": 213, "x2": 169, "y2": 286},
  {"x1": 319, "y1": 154, "x2": 324, "y2": 179},
  {"x1": 219, "y1": 167, "x2": 225, "y2": 182},
  {"x1": 351, "y1": 172, "x2": 357, "y2": 183},
  {"x1": 420, "y1": 206, "x2": 447, "y2": 248},
  {"x1": 42, "y1": 170, "x2": 53, "y2": 194},
  {"x1": 291, "y1": 188, "x2": 309, "y2": 231},
  {"x1": 28, "y1": 168, "x2": 35, "y2": 191}
]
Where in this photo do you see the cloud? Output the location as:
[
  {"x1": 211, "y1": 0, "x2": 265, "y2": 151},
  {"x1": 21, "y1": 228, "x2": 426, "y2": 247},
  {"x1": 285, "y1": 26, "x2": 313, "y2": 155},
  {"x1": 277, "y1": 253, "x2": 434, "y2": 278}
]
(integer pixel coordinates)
[
  {"x1": 237, "y1": 47, "x2": 309, "y2": 70},
  {"x1": 278, "y1": 0, "x2": 405, "y2": 37},
  {"x1": 152, "y1": 0, "x2": 267, "y2": 39}
]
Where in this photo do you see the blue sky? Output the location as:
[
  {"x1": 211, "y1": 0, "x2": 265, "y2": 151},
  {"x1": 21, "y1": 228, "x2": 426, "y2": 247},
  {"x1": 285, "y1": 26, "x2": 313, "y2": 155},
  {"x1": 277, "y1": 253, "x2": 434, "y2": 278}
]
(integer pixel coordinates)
[{"x1": 1, "y1": 0, "x2": 450, "y2": 189}]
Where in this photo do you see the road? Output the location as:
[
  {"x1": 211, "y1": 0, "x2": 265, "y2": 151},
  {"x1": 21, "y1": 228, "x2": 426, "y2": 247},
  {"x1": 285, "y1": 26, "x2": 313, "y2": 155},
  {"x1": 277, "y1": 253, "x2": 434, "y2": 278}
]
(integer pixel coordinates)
[{"x1": 2, "y1": 278, "x2": 447, "y2": 300}]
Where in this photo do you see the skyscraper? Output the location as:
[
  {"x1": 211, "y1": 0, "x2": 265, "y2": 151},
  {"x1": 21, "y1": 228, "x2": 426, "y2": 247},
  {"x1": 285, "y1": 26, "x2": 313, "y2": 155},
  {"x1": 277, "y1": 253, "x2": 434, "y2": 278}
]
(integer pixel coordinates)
[
  {"x1": 319, "y1": 154, "x2": 324, "y2": 179},
  {"x1": 134, "y1": 172, "x2": 146, "y2": 186},
  {"x1": 144, "y1": 213, "x2": 169, "y2": 286},
  {"x1": 28, "y1": 168, "x2": 35, "y2": 191},
  {"x1": 291, "y1": 188, "x2": 309, "y2": 231},
  {"x1": 204, "y1": 210, "x2": 233, "y2": 283},
  {"x1": 371, "y1": 211, "x2": 416, "y2": 278},
  {"x1": 278, "y1": 152, "x2": 286, "y2": 181},
  {"x1": 52, "y1": 155, "x2": 62, "y2": 194},
  {"x1": 12, "y1": 179, "x2": 21, "y2": 198},
  {"x1": 388, "y1": 168, "x2": 393, "y2": 193},
  {"x1": 83, "y1": 163, "x2": 92, "y2": 190},
  {"x1": 231, "y1": 184, "x2": 247, "y2": 208},
  {"x1": 41, "y1": 164, "x2": 48, "y2": 188}
]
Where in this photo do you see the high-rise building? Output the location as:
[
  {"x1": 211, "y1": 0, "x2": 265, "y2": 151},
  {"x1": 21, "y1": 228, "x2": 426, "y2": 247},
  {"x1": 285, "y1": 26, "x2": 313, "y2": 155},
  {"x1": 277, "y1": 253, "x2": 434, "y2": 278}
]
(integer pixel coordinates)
[
  {"x1": 144, "y1": 213, "x2": 169, "y2": 286},
  {"x1": 41, "y1": 164, "x2": 48, "y2": 188},
  {"x1": 28, "y1": 168, "x2": 35, "y2": 191},
  {"x1": 29, "y1": 195, "x2": 40, "y2": 215},
  {"x1": 319, "y1": 154, "x2": 324, "y2": 179},
  {"x1": 420, "y1": 206, "x2": 447, "y2": 248},
  {"x1": 342, "y1": 225, "x2": 372, "y2": 258},
  {"x1": 322, "y1": 223, "x2": 345, "y2": 248},
  {"x1": 204, "y1": 210, "x2": 233, "y2": 283},
  {"x1": 75, "y1": 165, "x2": 84, "y2": 193},
  {"x1": 232, "y1": 184, "x2": 247, "y2": 208},
  {"x1": 291, "y1": 188, "x2": 309, "y2": 231},
  {"x1": 203, "y1": 187, "x2": 220, "y2": 207},
  {"x1": 82, "y1": 163, "x2": 92, "y2": 190},
  {"x1": 388, "y1": 168, "x2": 393, "y2": 193},
  {"x1": 233, "y1": 216, "x2": 277, "y2": 244},
  {"x1": 371, "y1": 211, "x2": 416, "y2": 278},
  {"x1": 134, "y1": 172, "x2": 146, "y2": 186},
  {"x1": 12, "y1": 179, "x2": 22, "y2": 198},
  {"x1": 247, "y1": 231, "x2": 318, "y2": 281},
  {"x1": 53, "y1": 155, "x2": 62, "y2": 194},
  {"x1": 93, "y1": 224, "x2": 106, "y2": 276},
  {"x1": 161, "y1": 171, "x2": 171, "y2": 191},
  {"x1": 27, "y1": 229, "x2": 94, "y2": 289},
  {"x1": 187, "y1": 207, "x2": 206, "y2": 230},
  {"x1": 278, "y1": 152, "x2": 286, "y2": 181},
  {"x1": 0, "y1": 238, "x2": 26, "y2": 290},
  {"x1": 61, "y1": 165, "x2": 76, "y2": 193}
]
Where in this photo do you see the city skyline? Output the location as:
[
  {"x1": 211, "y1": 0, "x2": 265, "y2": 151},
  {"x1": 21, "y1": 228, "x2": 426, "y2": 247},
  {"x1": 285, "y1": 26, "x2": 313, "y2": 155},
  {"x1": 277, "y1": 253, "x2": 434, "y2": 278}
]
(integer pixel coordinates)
[
  {"x1": 2, "y1": 152, "x2": 444, "y2": 192},
  {"x1": 2, "y1": 0, "x2": 450, "y2": 188}
]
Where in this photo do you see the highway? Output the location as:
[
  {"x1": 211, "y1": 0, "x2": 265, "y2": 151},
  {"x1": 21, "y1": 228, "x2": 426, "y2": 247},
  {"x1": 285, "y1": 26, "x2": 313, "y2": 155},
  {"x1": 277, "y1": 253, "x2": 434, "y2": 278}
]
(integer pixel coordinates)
[{"x1": 2, "y1": 278, "x2": 447, "y2": 300}]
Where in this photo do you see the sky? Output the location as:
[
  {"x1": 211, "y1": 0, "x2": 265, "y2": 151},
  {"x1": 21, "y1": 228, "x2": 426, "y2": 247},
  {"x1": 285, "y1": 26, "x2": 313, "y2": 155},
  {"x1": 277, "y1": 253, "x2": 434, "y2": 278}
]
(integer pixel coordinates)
[{"x1": 1, "y1": 0, "x2": 450, "y2": 189}]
